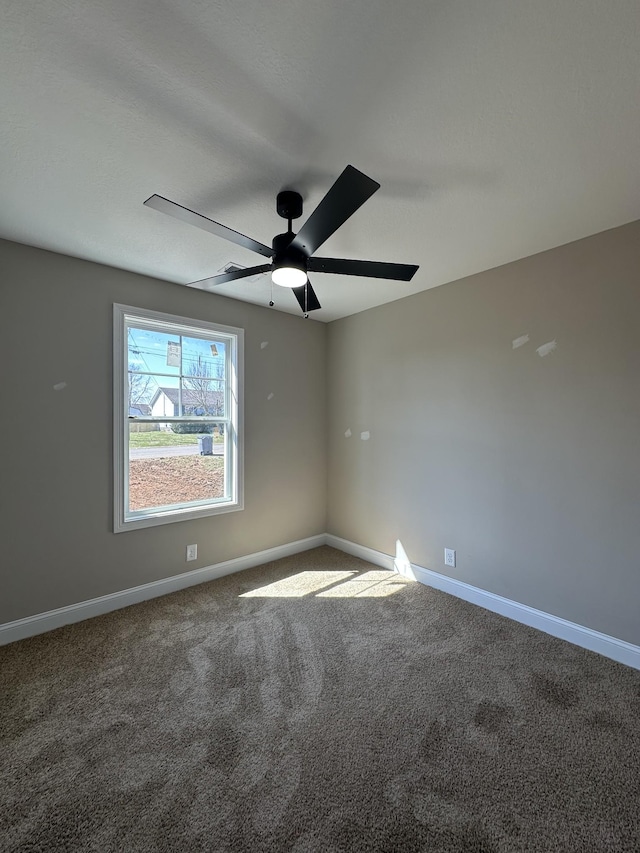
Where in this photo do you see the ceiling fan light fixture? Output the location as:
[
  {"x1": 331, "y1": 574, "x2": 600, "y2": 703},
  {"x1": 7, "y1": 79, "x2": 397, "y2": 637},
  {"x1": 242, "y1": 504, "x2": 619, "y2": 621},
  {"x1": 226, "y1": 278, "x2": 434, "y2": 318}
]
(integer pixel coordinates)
[{"x1": 271, "y1": 265, "x2": 307, "y2": 288}]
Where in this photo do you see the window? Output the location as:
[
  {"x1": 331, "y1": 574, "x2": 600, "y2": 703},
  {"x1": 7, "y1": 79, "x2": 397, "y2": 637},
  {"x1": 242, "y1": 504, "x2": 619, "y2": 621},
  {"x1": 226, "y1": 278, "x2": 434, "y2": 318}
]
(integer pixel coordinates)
[{"x1": 113, "y1": 304, "x2": 243, "y2": 532}]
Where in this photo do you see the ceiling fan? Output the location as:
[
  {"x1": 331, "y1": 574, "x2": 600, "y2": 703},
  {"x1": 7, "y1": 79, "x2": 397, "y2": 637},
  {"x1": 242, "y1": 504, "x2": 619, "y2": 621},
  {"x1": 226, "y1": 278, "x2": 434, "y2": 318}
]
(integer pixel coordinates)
[{"x1": 144, "y1": 165, "x2": 419, "y2": 316}]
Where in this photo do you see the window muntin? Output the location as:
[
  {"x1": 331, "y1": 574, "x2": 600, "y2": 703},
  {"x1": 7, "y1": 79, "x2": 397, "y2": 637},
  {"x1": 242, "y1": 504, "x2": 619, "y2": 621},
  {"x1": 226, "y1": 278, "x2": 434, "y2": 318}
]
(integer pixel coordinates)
[{"x1": 114, "y1": 305, "x2": 243, "y2": 532}]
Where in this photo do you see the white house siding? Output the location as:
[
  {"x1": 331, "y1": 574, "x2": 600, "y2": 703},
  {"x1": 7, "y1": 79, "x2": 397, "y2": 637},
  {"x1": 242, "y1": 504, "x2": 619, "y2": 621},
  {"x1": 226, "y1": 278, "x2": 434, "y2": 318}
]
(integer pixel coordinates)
[{"x1": 151, "y1": 391, "x2": 175, "y2": 418}]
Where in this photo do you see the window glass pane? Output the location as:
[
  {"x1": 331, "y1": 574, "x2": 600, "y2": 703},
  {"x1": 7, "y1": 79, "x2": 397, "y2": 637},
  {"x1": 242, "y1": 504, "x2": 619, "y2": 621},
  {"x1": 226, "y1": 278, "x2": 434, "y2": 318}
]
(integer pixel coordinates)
[
  {"x1": 127, "y1": 327, "x2": 181, "y2": 376},
  {"x1": 128, "y1": 422, "x2": 227, "y2": 514},
  {"x1": 182, "y1": 336, "x2": 226, "y2": 377},
  {"x1": 181, "y1": 336, "x2": 226, "y2": 417},
  {"x1": 128, "y1": 374, "x2": 179, "y2": 418},
  {"x1": 179, "y1": 377, "x2": 225, "y2": 417}
]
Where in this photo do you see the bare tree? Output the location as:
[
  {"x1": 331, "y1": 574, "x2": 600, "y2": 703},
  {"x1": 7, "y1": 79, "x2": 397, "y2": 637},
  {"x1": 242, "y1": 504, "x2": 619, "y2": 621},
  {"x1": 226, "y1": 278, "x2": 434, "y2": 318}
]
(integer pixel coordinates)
[
  {"x1": 128, "y1": 365, "x2": 153, "y2": 414},
  {"x1": 182, "y1": 354, "x2": 224, "y2": 416}
]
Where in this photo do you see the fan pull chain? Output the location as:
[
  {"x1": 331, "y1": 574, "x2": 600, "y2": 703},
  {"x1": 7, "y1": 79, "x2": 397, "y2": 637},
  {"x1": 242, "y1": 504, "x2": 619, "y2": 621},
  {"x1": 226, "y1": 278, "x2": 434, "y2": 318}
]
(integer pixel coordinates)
[
  {"x1": 304, "y1": 280, "x2": 309, "y2": 319},
  {"x1": 269, "y1": 278, "x2": 274, "y2": 308}
]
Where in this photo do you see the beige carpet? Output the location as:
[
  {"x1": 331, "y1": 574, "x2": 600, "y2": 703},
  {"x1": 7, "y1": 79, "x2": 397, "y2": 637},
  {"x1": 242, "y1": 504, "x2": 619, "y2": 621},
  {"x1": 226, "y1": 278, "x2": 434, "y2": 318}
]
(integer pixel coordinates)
[{"x1": 1, "y1": 546, "x2": 639, "y2": 852}]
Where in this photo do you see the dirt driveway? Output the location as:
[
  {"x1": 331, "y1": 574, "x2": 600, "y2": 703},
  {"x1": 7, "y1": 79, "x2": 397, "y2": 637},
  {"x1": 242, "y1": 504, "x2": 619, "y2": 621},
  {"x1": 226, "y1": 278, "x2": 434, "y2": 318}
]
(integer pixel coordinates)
[{"x1": 129, "y1": 456, "x2": 224, "y2": 511}]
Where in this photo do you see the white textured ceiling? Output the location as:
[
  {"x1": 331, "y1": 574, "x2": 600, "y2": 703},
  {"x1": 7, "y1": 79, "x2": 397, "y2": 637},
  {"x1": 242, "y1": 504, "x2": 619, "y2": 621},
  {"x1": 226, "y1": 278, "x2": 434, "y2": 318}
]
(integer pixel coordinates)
[{"x1": 2, "y1": 0, "x2": 639, "y2": 321}]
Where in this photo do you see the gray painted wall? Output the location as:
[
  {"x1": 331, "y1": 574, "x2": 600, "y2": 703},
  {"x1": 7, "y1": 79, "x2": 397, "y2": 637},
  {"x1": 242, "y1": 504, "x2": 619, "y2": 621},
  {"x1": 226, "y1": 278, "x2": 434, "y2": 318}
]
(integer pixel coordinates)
[
  {"x1": 3, "y1": 221, "x2": 639, "y2": 644},
  {"x1": 0, "y1": 239, "x2": 327, "y2": 623},
  {"x1": 327, "y1": 220, "x2": 640, "y2": 645}
]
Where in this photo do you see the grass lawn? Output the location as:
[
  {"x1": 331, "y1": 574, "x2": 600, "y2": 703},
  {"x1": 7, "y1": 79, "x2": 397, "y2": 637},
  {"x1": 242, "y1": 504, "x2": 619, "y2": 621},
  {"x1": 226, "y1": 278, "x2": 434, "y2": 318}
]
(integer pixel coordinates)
[{"x1": 129, "y1": 431, "x2": 223, "y2": 447}]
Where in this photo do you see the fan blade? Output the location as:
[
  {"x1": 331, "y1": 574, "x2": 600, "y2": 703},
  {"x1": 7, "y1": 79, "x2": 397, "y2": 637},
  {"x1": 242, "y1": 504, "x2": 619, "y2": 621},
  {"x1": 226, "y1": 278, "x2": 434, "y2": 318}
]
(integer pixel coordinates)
[
  {"x1": 188, "y1": 264, "x2": 271, "y2": 290},
  {"x1": 144, "y1": 194, "x2": 273, "y2": 258},
  {"x1": 288, "y1": 166, "x2": 380, "y2": 258},
  {"x1": 308, "y1": 257, "x2": 418, "y2": 281},
  {"x1": 292, "y1": 279, "x2": 321, "y2": 313}
]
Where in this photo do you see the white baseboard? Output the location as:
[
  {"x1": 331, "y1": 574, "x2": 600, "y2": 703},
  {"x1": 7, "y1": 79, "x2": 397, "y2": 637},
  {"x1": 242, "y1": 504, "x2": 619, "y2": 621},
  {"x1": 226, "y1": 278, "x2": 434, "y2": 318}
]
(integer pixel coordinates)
[
  {"x1": 326, "y1": 534, "x2": 640, "y2": 671},
  {"x1": 5, "y1": 532, "x2": 639, "y2": 671},
  {"x1": 325, "y1": 534, "x2": 396, "y2": 571},
  {"x1": 0, "y1": 534, "x2": 325, "y2": 646}
]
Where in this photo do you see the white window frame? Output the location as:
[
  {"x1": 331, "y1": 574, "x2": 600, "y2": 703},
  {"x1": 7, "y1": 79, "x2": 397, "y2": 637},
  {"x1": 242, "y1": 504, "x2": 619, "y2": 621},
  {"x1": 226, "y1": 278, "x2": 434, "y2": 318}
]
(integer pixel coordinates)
[{"x1": 113, "y1": 304, "x2": 244, "y2": 532}]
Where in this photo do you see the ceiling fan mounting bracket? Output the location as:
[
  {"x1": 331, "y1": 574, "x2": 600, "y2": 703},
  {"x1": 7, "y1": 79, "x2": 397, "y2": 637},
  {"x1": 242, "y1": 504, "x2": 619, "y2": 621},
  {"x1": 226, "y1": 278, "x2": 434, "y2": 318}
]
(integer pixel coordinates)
[{"x1": 276, "y1": 190, "x2": 303, "y2": 221}]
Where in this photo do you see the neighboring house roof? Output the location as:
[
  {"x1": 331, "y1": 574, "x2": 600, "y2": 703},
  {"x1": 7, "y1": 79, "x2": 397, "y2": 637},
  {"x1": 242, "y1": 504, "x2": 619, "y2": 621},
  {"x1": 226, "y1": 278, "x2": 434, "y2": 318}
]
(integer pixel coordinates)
[
  {"x1": 129, "y1": 403, "x2": 152, "y2": 416},
  {"x1": 150, "y1": 386, "x2": 223, "y2": 410}
]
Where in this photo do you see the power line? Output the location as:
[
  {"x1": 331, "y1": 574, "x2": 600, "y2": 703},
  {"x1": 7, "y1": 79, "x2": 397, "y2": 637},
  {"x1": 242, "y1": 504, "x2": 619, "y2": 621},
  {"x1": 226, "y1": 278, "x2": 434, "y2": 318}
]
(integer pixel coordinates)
[
  {"x1": 127, "y1": 344, "x2": 223, "y2": 367},
  {"x1": 128, "y1": 330, "x2": 157, "y2": 375}
]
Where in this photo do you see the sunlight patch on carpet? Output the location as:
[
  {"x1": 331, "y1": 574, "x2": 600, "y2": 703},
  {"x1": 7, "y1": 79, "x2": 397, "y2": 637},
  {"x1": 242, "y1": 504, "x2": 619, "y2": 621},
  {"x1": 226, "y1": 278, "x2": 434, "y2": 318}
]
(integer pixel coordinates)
[
  {"x1": 317, "y1": 571, "x2": 409, "y2": 597},
  {"x1": 240, "y1": 570, "x2": 408, "y2": 598},
  {"x1": 239, "y1": 571, "x2": 355, "y2": 597}
]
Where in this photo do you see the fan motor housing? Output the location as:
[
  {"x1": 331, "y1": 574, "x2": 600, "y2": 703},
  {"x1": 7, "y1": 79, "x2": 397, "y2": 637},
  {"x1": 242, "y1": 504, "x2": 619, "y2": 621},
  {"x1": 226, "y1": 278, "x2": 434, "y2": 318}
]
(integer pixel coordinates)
[{"x1": 272, "y1": 231, "x2": 308, "y2": 275}]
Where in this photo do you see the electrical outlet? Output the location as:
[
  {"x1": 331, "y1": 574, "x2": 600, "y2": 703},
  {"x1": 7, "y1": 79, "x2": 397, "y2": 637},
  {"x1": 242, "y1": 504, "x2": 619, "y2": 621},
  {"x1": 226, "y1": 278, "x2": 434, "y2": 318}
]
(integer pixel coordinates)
[
  {"x1": 444, "y1": 548, "x2": 456, "y2": 568},
  {"x1": 186, "y1": 544, "x2": 198, "y2": 562}
]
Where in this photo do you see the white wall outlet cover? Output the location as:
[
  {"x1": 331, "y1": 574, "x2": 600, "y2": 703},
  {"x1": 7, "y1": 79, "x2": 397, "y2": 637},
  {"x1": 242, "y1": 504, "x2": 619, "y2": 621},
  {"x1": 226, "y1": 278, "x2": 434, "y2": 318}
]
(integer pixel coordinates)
[
  {"x1": 444, "y1": 548, "x2": 456, "y2": 567},
  {"x1": 360, "y1": 431, "x2": 370, "y2": 441},
  {"x1": 186, "y1": 544, "x2": 198, "y2": 561}
]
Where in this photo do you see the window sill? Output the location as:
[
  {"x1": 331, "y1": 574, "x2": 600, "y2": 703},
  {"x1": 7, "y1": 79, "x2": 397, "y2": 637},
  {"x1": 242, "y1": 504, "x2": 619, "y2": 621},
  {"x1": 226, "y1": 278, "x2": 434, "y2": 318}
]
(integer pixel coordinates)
[{"x1": 114, "y1": 499, "x2": 244, "y2": 533}]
